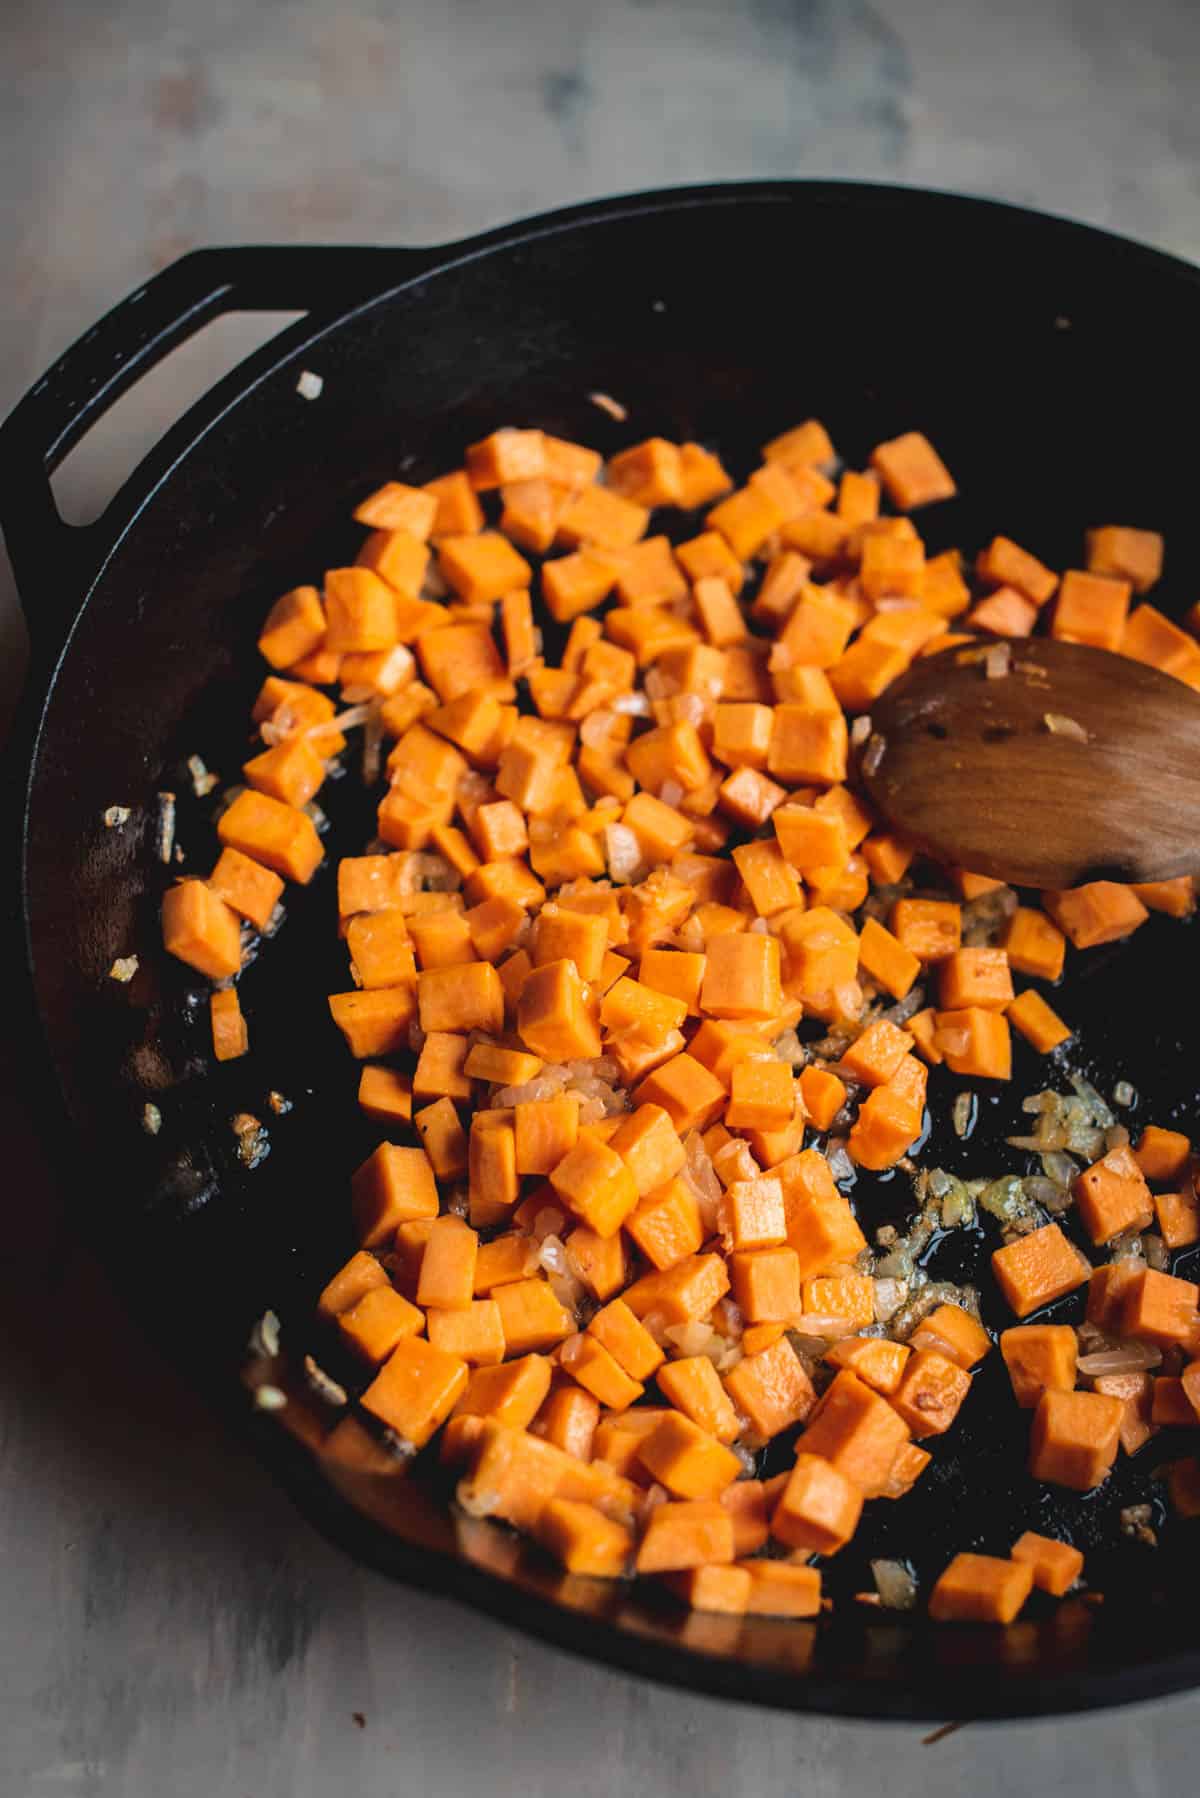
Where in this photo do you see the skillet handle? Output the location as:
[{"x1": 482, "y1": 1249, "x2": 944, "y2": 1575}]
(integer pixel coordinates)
[{"x1": 0, "y1": 243, "x2": 443, "y2": 638}]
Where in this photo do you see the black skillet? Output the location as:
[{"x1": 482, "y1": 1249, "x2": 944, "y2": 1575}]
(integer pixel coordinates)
[{"x1": 7, "y1": 183, "x2": 1200, "y2": 1721}]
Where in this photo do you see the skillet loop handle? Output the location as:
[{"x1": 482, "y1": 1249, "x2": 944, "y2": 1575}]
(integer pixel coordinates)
[{"x1": 0, "y1": 243, "x2": 442, "y2": 644}]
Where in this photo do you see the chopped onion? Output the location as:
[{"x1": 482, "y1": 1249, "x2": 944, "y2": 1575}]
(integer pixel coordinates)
[
  {"x1": 659, "y1": 779, "x2": 684, "y2": 808},
  {"x1": 605, "y1": 823, "x2": 644, "y2": 884},
  {"x1": 1078, "y1": 1343, "x2": 1162, "y2": 1375},
  {"x1": 871, "y1": 1558, "x2": 918, "y2": 1610},
  {"x1": 1043, "y1": 711, "x2": 1089, "y2": 741},
  {"x1": 984, "y1": 642, "x2": 1011, "y2": 680}
]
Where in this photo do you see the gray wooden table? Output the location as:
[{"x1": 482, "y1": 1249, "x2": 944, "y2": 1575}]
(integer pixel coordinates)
[{"x1": 4, "y1": 1, "x2": 1200, "y2": 1790}]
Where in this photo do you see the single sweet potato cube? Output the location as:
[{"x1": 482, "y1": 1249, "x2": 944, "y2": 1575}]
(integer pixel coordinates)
[
  {"x1": 624, "y1": 1176, "x2": 703, "y2": 1271},
  {"x1": 560, "y1": 1333, "x2": 644, "y2": 1410},
  {"x1": 351, "y1": 1143, "x2": 438, "y2": 1246},
  {"x1": 731, "y1": 840, "x2": 803, "y2": 919},
  {"x1": 492, "y1": 1278, "x2": 574, "y2": 1355},
  {"x1": 635, "y1": 1499, "x2": 735, "y2": 1573},
  {"x1": 992, "y1": 1224, "x2": 1087, "y2": 1319},
  {"x1": 1133, "y1": 1125, "x2": 1192, "y2": 1186},
  {"x1": 258, "y1": 583, "x2": 326, "y2": 669},
  {"x1": 1043, "y1": 882, "x2": 1148, "y2": 949},
  {"x1": 518, "y1": 959, "x2": 602, "y2": 1062},
  {"x1": 1010, "y1": 1531, "x2": 1084, "y2": 1597},
  {"x1": 361, "y1": 1336, "x2": 468, "y2": 1448},
  {"x1": 890, "y1": 898, "x2": 961, "y2": 963},
  {"x1": 412, "y1": 1033, "x2": 471, "y2": 1103},
  {"x1": 558, "y1": 484, "x2": 649, "y2": 552},
  {"x1": 638, "y1": 950, "x2": 708, "y2": 1017},
  {"x1": 162, "y1": 879, "x2": 244, "y2": 979},
  {"x1": 869, "y1": 431, "x2": 955, "y2": 510},
  {"x1": 416, "y1": 1215, "x2": 479, "y2": 1311},
  {"x1": 437, "y1": 531, "x2": 532, "y2": 604},
  {"x1": 766, "y1": 705, "x2": 848, "y2": 787},
  {"x1": 823, "y1": 1337, "x2": 911, "y2": 1396},
  {"x1": 621, "y1": 1253, "x2": 730, "y2": 1326},
  {"x1": 700, "y1": 932, "x2": 782, "y2": 1021},
  {"x1": 550, "y1": 1136, "x2": 639, "y2": 1238},
  {"x1": 1052, "y1": 568, "x2": 1131, "y2": 650},
  {"x1": 514, "y1": 1095, "x2": 580, "y2": 1177},
  {"x1": 317, "y1": 1248, "x2": 390, "y2": 1321},
  {"x1": 209, "y1": 846, "x2": 284, "y2": 932},
  {"x1": 975, "y1": 535, "x2": 1058, "y2": 606},
  {"x1": 218, "y1": 789, "x2": 325, "y2": 883},
  {"x1": 587, "y1": 1297, "x2": 664, "y2": 1382},
  {"x1": 638, "y1": 1413, "x2": 743, "y2": 1499},
  {"x1": 796, "y1": 1371, "x2": 910, "y2": 1495},
  {"x1": 939, "y1": 947, "x2": 1014, "y2": 1012},
  {"x1": 1086, "y1": 524, "x2": 1163, "y2": 594},
  {"x1": 799, "y1": 1066, "x2": 847, "y2": 1132},
  {"x1": 565, "y1": 1226, "x2": 628, "y2": 1301},
  {"x1": 725, "y1": 1062, "x2": 795, "y2": 1133},
  {"x1": 910, "y1": 1304, "x2": 991, "y2": 1370},
  {"x1": 878, "y1": 1440, "x2": 932, "y2": 1499},
  {"x1": 847, "y1": 1086, "x2": 922, "y2": 1171},
  {"x1": 210, "y1": 988, "x2": 248, "y2": 1062},
  {"x1": 718, "y1": 1177, "x2": 788, "y2": 1254},
  {"x1": 324, "y1": 566, "x2": 400, "y2": 652},
  {"x1": 338, "y1": 1285, "x2": 426, "y2": 1364},
  {"x1": 662, "y1": 1564, "x2": 752, "y2": 1615},
  {"x1": 535, "y1": 1385, "x2": 600, "y2": 1461},
  {"x1": 536, "y1": 1497, "x2": 633, "y2": 1578},
  {"x1": 889, "y1": 1349, "x2": 972, "y2": 1438},
  {"x1": 1151, "y1": 1375, "x2": 1197, "y2": 1427},
  {"x1": 417, "y1": 961, "x2": 503, "y2": 1036},
  {"x1": 676, "y1": 441, "x2": 733, "y2": 509},
  {"x1": 729, "y1": 1246, "x2": 801, "y2": 1323},
  {"x1": 329, "y1": 987, "x2": 415, "y2": 1058},
  {"x1": 1131, "y1": 876, "x2": 1196, "y2": 918},
  {"x1": 857, "y1": 916, "x2": 920, "y2": 1002},
  {"x1": 1119, "y1": 1267, "x2": 1200, "y2": 1348},
  {"x1": 1154, "y1": 1190, "x2": 1200, "y2": 1250},
  {"x1": 1029, "y1": 1388, "x2": 1124, "y2": 1490},
  {"x1": 658, "y1": 1356, "x2": 742, "y2": 1443},
  {"x1": 771, "y1": 1451, "x2": 862, "y2": 1554},
  {"x1": 840, "y1": 1017, "x2": 913, "y2": 1088},
  {"x1": 634, "y1": 1054, "x2": 727, "y2": 1134},
  {"x1": 933, "y1": 1008, "x2": 1012, "y2": 1080},
  {"x1": 774, "y1": 1148, "x2": 866, "y2": 1276},
  {"x1": 1073, "y1": 1143, "x2": 1154, "y2": 1244},
  {"x1": 737, "y1": 1556, "x2": 824, "y2": 1618},
  {"x1": 801, "y1": 1273, "x2": 875, "y2": 1331},
  {"x1": 468, "y1": 1116, "x2": 519, "y2": 1228},
  {"x1": 452, "y1": 1355, "x2": 553, "y2": 1428},
  {"x1": 1007, "y1": 989, "x2": 1072, "y2": 1053},
  {"x1": 929, "y1": 1553, "x2": 1032, "y2": 1624},
  {"x1": 718, "y1": 1481, "x2": 770, "y2": 1557},
  {"x1": 347, "y1": 910, "x2": 416, "y2": 990}
]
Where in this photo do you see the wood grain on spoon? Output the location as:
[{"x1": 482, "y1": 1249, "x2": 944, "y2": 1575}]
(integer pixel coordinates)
[{"x1": 859, "y1": 638, "x2": 1200, "y2": 890}]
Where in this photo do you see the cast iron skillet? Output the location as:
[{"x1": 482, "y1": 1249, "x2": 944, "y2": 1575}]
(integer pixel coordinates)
[{"x1": 7, "y1": 183, "x2": 1200, "y2": 1721}]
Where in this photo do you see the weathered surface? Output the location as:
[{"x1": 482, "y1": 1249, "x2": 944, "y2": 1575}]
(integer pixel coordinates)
[{"x1": 3, "y1": 1, "x2": 1200, "y2": 1791}]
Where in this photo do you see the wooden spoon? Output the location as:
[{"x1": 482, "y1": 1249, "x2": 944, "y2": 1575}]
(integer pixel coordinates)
[{"x1": 858, "y1": 638, "x2": 1200, "y2": 890}]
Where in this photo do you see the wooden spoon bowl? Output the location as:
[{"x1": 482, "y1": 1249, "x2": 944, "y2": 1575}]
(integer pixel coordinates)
[{"x1": 859, "y1": 638, "x2": 1200, "y2": 889}]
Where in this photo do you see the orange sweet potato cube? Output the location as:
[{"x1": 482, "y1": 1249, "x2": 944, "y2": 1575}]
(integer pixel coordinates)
[
  {"x1": 840, "y1": 1017, "x2": 913, "y2": 1088},
  {"x1": 775, "y1": 1149, "x2": 866, "y2": 1276},
  {"x1": 324, "y1": 566, "x2": 400, "y2": 651},
  {"x1": 719, "y1": 1176, "x2": 788, "y2": 1253},
  {"x1": 162, "y1": 879, "x2": 243, "y2": 979},
  {"x1": 992, "y1": 1224, "x2": 1087, "y2": 1319},
  {"x1": 329, "y1": 987, "x2": 416, "y2": 1058},
  {"x1": 417, "y1": 961, "x2": 504, "y2": 1035},
  {"x1": 635, "y1": 1499, "x2": 735, "y2": 1573},
  {"x1": 560, "y1": 1333, "x2": 644, "y2": 1410},
  {"x1": 856, "y1": 916, "x2": 920, "y2": 1002},
  {"x1": 416, "y1": 1214, "x2": 479, "y2": 1310},
  {"x1": 609, "y1": 1104, "x2": 687, "y2": 1197},
  {"x1": 870, "y1": 431, "x2": 955, "y2": 510},
  {"x1": 587, "y1": 1297, "x2": 664, "y2": 1381},
  {"x1": 425, "y1": 1300, "x2": 506, "y2": 1366},
  {"x1": 798, "y1": 1066, "x2": 847, "y2": 1133},
  {"x1": 621, "y1": 1253, "x2": 730, "y2": 1326},
  {"x1": 1086, "y1": 525, "x2": 1163, "y2": 594},
  {"x1": 492, "y1": 1278, "x2": 574, "y2": 1355},
  {"x1": 766, "y1": 705, "x2": 848, "y2": 786},
  {"x1": 437, "y1": 531, "x2": 532, "y2": 604},
  {"x1": 889, "y1": 898, "x2": 961, "y2": 963},
  {"x1": 1010, "y1": 1531, "x2": 1084, "y2": 1597},
  {"x1": 453, "y1": 1355, "x2": 553, "y2": 1428},
  {"x1": 770, "y1": 1451, "x2": 863, "y2": 1554},
  {"x1": 351, "y1": 1143, "x2": 438, "y2": 1246},
  {"x1": 939, "y1": 947, "x2": 1014, "y2": 1012},
  {"x1": 634, "y1": 1054, "x2": 727, "y2": 1133},
  {"x1": 1029, "y1": 1388, "x2": 1124, "y2": 1490},
  {"x1": 1043, "y1": 882, "x2": 1148, "y2": 949},
  {"x1": 657, "y1": 1356, "x2": 742, "y2": 1444},
  {"x1": 975, "y1": 535, "x2": 1058, "y2": 606},
  {"x1": 823, "y1": 1337, "x2": 911, "y2": 1396},
  {"x1": 624, "y1": 1176, "x2": 703, "y2": 1271},
  {"x1": 514, "y1": 1094, "x2": 580, "y2": 1176},
  {"x1": 888, "y1": 1349, "x2": 972, "y2": 1439},
  {"x1": 518, "y1": 959, "x2": 602, "y2": 1062},
  {"x1": 729, "y1": 1245, "x2": 801, "y2": 1323},
  {"x1": 796, "y1": 1371, "x2": 910, "y2": 1496},
  {"x1": 929, "y1": 1553, "x2": 1032, "y2": 1624},
  {"x1": 550, "y1": 1136, "x2": 639, "y2": 1238},
  {"x1": 700, "y1": 932, "x2": 782, "y2": 1020},
  {"x1": 1119, "y1": 1267, "x2": 1200, "y2": 1348},
  {"x1": 933, "y1": 1008, "x2": 1011, "y2": 1080},
  {"x1": 1133, "y1": 1125, "x2": 1192, "y2": 1186},
  {"x1": 847, "y1": 1086, "x2": 922, "y2": 1171},
  {"x1": 637, "y1": 1412, "x2": 743, "y2": 1499},
  {"x1": 1154, "y1": 1190, "x2": 1200, "y2": 1250},
  {"x1": 317, "y1": 1248, "x2": 391, "y2": 1322},
  {"x1": 361, "y1": 1336, "x2": 469, "y2": 1448},
  {"x1": 1007, "y1": 990, "x2": 1072, "y2": 1054},
  {"x1": 536, "y1": 1496, "x2": 633, "y2": 1578},
  {"x1": 1073, "y1": 1144, "x2": 1153, "y2": 1244},
  {"x1": 558, "y1": 484, "x2": 649, "y2": 551},
  {"x1": 910, "y1": 1304, "x2": 991, "y2": 1370},
  {"x1": 738, "y1": 1559, "x2": 821, "y2": 1618},
  {"x1": 1052, "y1": 568, "x2": 1131, "y2": 650}
]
